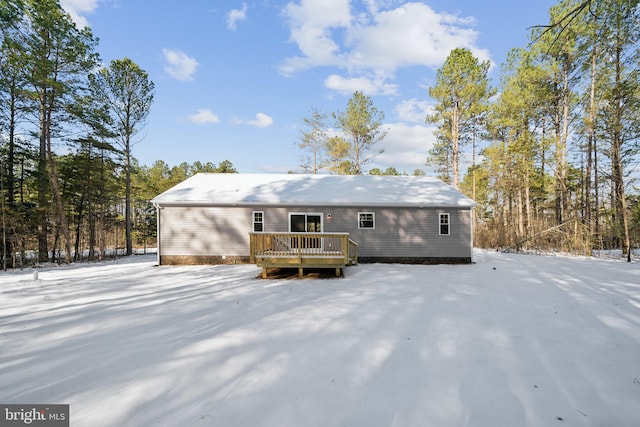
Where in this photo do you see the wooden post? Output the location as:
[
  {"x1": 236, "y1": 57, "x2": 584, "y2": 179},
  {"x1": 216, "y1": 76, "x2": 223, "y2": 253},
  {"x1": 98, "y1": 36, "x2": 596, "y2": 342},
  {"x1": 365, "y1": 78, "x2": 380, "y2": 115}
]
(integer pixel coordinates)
[
  {"x1": 298, "y1": 267, "x2": 303, "y2": 278},
  {"x1": 262, "y1": 267, "x2": 267, "y2": 279},
  {"x1": 342, "y1": 234, "x2": 348, "y2": 265},
  {"x1": 249, "y1": 233, "x2": 255, "y2": 263}
]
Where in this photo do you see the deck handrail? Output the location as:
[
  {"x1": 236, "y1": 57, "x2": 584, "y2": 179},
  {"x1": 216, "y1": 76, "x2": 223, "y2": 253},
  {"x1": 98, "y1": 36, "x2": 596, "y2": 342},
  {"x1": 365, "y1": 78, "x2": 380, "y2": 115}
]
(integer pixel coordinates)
[
  {"x1": 348, "y1": 238, "x2": 358, "y2": 265},
  {"x1": 249, "y1": 232, "x2": 356, "y2": 264}
]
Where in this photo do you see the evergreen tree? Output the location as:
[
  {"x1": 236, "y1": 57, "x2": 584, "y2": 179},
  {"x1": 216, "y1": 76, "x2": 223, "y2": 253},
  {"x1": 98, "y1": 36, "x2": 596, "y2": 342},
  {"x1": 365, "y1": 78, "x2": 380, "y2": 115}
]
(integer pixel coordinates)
[
  {"x1": 297, "y1": 108, "x2": 329, "y2": 174},
  {"x1": 427, "y1": 48, "x2": 493, "y2": 189},
  {"x1": 324, "y1": 136, "x2": 354, "y2": 175},
  {"x1": 89, "y1": 58, "x2": 154, "y2": 256},
  {"x1": 333, "y1": 91, "x2": 387, "y2": 175},
  {"x1": 594, "y1": 0, "x2": 639, "y2": 261},
  {"x1": 369, "y1": 167, "x2": 402, "y2": 176},
  {"x1": 15, "y1": 0, "x2": 99, "y2": 262}
]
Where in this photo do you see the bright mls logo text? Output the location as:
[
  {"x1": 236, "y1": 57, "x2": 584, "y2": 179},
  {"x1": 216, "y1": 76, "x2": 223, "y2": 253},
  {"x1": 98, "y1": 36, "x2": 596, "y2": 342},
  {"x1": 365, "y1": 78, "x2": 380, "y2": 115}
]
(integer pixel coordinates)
[{"x1": 1, "y1": 405, "x2": 69, "y2": 426}]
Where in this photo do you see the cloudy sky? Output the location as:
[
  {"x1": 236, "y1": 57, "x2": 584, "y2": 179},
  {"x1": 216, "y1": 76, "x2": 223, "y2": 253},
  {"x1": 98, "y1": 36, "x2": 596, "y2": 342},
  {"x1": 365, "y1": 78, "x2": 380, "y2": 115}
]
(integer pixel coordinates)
[{"x1": 61, "y1": 0, "x2": 556, "y2": 174}]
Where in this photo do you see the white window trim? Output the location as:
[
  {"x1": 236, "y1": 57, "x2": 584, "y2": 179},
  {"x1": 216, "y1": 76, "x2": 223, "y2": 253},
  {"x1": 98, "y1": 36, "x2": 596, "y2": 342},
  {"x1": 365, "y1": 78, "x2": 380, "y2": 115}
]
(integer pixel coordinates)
[
  {"x1": 253, "y1": 211, "x2": 264, "y2": 232},
  {"x1": 439, "y1": 213, "x2": 450, "y2": 236},
  {"x1": 358, "y1": 212, "x2": 375, "y2": 229}
]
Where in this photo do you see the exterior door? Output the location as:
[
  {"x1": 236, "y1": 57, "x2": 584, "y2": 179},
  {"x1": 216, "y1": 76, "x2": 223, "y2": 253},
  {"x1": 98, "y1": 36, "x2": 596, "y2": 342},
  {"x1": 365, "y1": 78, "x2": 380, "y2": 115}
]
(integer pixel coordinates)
[
  {"x1": 290, "y1": 213, "x2": 322, "y2": 248},
  {"x1": 290, "y1": 214, "x2": 322, "y2": 232}
]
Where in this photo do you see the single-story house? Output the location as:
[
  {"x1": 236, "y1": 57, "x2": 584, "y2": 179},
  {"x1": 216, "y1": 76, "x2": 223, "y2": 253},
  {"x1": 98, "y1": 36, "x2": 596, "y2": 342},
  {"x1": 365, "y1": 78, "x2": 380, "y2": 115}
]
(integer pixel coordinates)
[{"x1": 151, "y1": 173, "x2": 476, "y2": 266}]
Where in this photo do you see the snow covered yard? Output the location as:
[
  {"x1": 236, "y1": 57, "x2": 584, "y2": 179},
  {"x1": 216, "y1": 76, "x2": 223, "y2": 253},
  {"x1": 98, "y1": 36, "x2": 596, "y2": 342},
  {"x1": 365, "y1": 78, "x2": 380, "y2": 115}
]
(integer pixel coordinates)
[{"x1": 1, "y1": 251, "x2": 639, "y2": 427}]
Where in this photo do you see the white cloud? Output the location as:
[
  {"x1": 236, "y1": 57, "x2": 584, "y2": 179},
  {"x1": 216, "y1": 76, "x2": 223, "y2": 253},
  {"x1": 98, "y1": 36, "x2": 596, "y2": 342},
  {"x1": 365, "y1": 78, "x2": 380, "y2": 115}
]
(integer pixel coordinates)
[
  {"x1": 187, "y1": 109, "x2": 220, "y2": 124},
  {"x1": 395, "y1": 98, "x2": 434, "y2": 124},
  {"x1": 235, "y1": 113, "x2": 274, "y2": 128},
  {"x1": 280, "y1": 0, "x2": 352, "y2": 75},
  {"x1": 162, "y1": 49, "x2": 199, "y2": 82},
  {"x1": 324, "y1": 74, "x2": 398, "y2": 96},
  {"x1": 370, "y1": 122, "x2": 436, "y2": 174},
  {"x1": 227, "y1": 3, "x2": 248, "y2": 30},
  {"x1": 280, "y1": 1, "x2": 491, "y2": 94},
  {"x1": 346, "y1": 3, "x2": 490, "y2": 71},
  {"x1": 248, "y1": 113, "x2": 274, "y2": 128},
  {"x1": 60, "y1": 0, "x2": 99, "y2": 28}
]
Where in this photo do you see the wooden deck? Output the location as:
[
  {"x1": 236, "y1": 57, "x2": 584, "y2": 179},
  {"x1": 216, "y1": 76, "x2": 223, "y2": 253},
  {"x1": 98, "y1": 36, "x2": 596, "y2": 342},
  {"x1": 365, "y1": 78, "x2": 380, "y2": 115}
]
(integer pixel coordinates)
[{"x1": 249, "y1": 232, "x2": 358, "y2": 278}]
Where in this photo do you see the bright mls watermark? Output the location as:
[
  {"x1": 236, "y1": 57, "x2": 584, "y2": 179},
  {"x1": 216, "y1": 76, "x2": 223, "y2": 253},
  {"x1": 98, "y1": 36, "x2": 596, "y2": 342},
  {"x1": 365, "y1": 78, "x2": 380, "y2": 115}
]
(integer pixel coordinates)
[{"x1": 1, "y1": 405, "x2": 68, "y2": 426}]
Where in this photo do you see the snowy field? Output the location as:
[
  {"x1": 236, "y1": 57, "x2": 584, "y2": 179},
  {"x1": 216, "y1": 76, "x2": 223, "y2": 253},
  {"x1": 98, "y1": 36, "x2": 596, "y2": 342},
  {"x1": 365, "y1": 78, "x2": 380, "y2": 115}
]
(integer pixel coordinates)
[{"x1": 1, "y1": 250, "x2": 639, "y2": 427}]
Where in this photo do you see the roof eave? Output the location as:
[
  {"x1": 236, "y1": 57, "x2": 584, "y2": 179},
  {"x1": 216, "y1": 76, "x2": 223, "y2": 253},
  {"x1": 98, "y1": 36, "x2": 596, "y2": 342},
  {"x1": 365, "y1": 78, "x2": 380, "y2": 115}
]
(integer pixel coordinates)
[{"x1": 152, "y1": 201, "x2": 476, "y2": 209}]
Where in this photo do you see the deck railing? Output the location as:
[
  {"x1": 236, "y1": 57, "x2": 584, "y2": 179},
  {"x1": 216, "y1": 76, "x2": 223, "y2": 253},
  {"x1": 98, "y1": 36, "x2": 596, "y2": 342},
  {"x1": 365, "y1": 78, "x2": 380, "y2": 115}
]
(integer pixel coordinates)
[{"x1": 249, "y1": 232, "x2": 358, "y2": 266}]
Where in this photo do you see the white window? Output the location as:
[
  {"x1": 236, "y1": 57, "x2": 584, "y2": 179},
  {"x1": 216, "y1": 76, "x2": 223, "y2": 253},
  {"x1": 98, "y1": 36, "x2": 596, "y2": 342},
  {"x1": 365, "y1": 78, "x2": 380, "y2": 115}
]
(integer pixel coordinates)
[
  {"x1": 439, "y1": 213, "x2": 450, "y2": 236},
  {"x1": 358, "y1": 212, "x2": 375, "y2": 229},
  {"x1": 253, "y1": 211, "x2": 264, "y2": 232}
]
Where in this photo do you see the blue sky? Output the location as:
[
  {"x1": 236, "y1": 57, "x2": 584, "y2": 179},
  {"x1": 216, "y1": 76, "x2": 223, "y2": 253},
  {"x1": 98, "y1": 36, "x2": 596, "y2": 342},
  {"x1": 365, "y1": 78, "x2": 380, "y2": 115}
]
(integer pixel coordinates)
[{"x1": 61, "y1": 0, "x2": 557, "y2": 174}]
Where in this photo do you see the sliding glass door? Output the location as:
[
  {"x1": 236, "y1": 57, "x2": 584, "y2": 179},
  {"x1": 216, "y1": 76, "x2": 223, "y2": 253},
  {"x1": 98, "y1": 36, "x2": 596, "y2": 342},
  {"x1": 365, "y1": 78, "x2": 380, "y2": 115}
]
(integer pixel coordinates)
[{"x1": 289, "y1": 213, "x2": 322, "y2": 249}]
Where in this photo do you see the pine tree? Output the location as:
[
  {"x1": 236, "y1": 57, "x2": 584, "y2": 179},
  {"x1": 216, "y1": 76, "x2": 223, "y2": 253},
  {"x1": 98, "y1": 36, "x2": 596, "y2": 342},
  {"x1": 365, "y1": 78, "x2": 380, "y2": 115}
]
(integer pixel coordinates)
[
  {"x1": 18, "y1": 0, "x2": 99, "y2": 262},
  {"x1": 89, "y1": 58, "x2": 154, "y2": 256},
  {"x1": 297, "y1": 108, "x2": 329, "y2": 174},
  {"x1": 427, "y1": 48, "x2": 493, "y2": 189},
  {"x1": 333, "y1": 91, "x2": 387, "y2": 175}
]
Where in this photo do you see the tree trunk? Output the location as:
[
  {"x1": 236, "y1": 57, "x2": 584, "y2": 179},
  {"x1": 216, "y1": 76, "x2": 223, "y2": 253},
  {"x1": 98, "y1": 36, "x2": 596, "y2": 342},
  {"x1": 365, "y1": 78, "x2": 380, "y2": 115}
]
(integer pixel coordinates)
[
  {"x1": 8, "y1": 89, "x2": 16, "y2": 207},
  {"x1": 612, "y1": 34, "x2": 631, "y2": 261},
  {"x1": 98, "y1": 149, "x2": 107, "y2": 261},
  {"x1": 517, "y1": 186, "x2": 524, "y2": 241},
  {"x1": 87, "y1": 151, "x2": 96, "y2": 262},
  {"x1": 74, "y1": 195, "x2": 84, "y2": 261},
  {"x1": 37, "y1": 99, "x2": 49, "y2": 262},
  {"x1": 585, "y1": 34, "x2": 597, "y2": 243},
  {"x1": 125, "y1": 144, "x2": 133, "y2": 256},
  {"x1": 525, "y1": 169, "x2": 532, "y2": 238},
  {"x1": 452, "y1": 101, "x2": 460, "y2": 189},
  {"x1": 558, "y1": 60, "x2": 571, "y2": 225},
  {"x1": 47, "y1": 130, "x2": 73, "y2": 263},
  {"x1": 3, "y1": 78, "x2": 19, "y2": 268},
  {"x1": 88, "y1": 209, "x2": 96, "y2": 261},
  {"x1": 41, "y1": 90, "x2": 72, "y2": 264}
]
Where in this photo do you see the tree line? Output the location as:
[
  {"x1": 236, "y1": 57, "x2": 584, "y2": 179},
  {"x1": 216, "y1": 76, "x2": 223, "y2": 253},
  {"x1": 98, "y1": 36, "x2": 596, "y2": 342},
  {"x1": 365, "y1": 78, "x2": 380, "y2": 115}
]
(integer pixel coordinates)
[
  {"x1": 2, "y1": 0, "x2": 638, "y2": 266},
  {"x1": 0, "y1": 0, "x2": 238, "y2": 267},
  {"x1": 427, "y1": 0, "x2": 639, "y2": 259},
  {"x1": 295, "y1": 0, "x2": 639, "y2": 260}
]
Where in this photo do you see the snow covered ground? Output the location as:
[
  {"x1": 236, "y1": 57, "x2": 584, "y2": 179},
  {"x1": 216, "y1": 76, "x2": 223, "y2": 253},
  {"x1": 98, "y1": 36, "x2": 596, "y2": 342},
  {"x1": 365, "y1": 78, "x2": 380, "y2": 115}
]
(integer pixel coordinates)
[{"x1": 1, "y1": 250, "x2": 639, "y2": 427}]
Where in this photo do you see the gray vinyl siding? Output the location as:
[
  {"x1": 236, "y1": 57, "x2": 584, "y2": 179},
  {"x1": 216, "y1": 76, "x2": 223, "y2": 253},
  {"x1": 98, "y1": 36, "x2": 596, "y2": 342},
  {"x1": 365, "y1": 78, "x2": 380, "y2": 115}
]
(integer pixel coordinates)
[
  {"x1": 159, "y1": 206, "x2": 252, "y2": 256},
  {"x1": 159, "y1": 204, "x2": 472, "y2": 259},
  {"x1": 319, "y1": 206, "x2": 472, "y2": 258}
]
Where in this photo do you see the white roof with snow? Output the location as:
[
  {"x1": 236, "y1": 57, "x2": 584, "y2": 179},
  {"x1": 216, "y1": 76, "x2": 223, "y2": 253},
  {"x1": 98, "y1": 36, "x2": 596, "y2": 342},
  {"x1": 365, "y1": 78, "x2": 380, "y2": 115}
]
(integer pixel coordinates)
[{"x1": 151, "y1": 173, "x2": 476, "y2": 208}]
